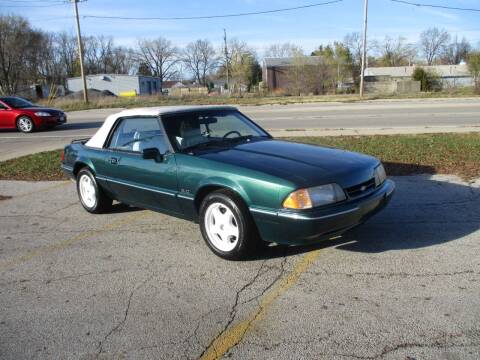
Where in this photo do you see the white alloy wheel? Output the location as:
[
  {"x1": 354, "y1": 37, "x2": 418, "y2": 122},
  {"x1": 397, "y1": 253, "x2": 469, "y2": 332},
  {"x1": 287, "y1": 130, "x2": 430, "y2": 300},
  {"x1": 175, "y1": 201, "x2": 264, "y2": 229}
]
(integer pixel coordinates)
[
  {"x1": 17, "y1": 117, "x2": 33, "y2": 133},
  {"x1": 79, "y1": 174, "x2": 97, "y2": 208},
  {"x1": 204, "y1": 202, "x2": 240, "y2": 252}
]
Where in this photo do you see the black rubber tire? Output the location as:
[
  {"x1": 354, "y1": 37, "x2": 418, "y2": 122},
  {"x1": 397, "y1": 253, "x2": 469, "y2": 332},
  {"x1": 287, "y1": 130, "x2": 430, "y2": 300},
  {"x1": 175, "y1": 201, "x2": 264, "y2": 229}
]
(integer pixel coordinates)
[
  {"x1": 76, "y1": 168, "x2": 112, "y2": 214},
  {"x1": 199, "y1": 189, "x2": 260, "y2": 260},
  {"x1": 16, "y1": 116, "x2": 35, "y2": 133}
]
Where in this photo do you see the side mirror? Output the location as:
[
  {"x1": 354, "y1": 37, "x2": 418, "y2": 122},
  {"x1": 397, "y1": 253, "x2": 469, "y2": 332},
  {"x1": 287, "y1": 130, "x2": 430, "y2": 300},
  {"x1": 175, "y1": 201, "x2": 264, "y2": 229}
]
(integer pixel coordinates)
[{"x1": 142, "y1": 147, "x2": 164, "y2": 162}]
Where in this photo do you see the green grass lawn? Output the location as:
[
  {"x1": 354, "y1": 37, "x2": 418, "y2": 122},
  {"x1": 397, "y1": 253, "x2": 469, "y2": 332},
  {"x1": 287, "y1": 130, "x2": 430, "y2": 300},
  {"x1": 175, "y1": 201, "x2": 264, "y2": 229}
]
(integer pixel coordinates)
[
  {"x1": 0, "y1": 133, "x2": 479, "y2": 181},
  {"x1": 0, "y1": 150, "x2": 65, "y2": 181}
]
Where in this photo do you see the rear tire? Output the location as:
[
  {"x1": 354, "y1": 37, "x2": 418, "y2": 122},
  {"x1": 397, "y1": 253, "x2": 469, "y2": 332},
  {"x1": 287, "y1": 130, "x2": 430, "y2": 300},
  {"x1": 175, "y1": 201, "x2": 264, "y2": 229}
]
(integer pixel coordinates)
[
  {"x1": 76, "y1": 168, "x2": 112, "y2": 213},
  {"x1": 199, "y1": 190, "x2": 260, "y2": 260},
  {"x1": 16, "y1": 116, "x2": 35, "y2": 133}
]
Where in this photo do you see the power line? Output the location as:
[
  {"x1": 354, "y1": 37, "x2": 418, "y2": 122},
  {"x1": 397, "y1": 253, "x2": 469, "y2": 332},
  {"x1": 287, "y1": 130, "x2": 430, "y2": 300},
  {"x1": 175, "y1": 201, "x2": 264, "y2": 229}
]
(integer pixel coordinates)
[
  {"x1": 391, "y1": 0, "x2": 480, "y2": 12},
  {"x1": 82, "y1": 0, "x2": 343, "y2": 21},
  {"x1": 0, "y1": 0, "x2": 65, "y2": 3},
  {"x1": 0, "y1": 2, "x2": 68, "y2": 7}
]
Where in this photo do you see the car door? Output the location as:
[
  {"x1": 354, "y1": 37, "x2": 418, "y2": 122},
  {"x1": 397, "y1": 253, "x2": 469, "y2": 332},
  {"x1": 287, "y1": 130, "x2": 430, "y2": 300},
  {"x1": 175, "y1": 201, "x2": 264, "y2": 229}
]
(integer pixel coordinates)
[
  {"x1": 0, "y1": 101, "x2": 16, "y2": 129},
  {"x1": 99, "y1": 116, "x2": 181, "y2": 215}
]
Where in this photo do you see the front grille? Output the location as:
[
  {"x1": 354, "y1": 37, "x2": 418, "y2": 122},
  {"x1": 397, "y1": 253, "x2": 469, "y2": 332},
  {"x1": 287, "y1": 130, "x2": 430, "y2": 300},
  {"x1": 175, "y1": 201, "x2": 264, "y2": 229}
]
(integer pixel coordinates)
[{"x1": 345, "y1": 178, "x2": 376, "y2": 198}]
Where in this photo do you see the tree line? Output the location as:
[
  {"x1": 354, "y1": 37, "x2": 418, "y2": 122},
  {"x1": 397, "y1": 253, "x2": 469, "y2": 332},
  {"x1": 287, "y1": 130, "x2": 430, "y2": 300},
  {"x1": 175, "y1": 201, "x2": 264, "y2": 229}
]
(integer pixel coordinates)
[
  {"x1": 0, "y1": 15, "x2": 261, "y2": 95},
  {"x1": 0, "y1": 14, "x2": 479, "y2": 96}
]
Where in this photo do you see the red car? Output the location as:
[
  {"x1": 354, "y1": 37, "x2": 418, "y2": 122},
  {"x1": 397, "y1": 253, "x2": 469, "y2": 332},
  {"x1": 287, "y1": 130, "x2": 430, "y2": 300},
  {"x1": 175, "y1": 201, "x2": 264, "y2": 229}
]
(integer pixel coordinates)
[{"x1": 0, "y1": 96, "x2": 67, "y2": 133}]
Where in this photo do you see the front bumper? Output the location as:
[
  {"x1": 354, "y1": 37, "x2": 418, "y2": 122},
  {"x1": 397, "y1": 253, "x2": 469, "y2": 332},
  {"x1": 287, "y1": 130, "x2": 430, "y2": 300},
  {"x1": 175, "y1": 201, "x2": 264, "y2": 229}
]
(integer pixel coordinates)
[
  {"x1": 38, "y1": 114, "x2": 67, "y2": 127},
  {"x1": 250, "y1": 179, "x2": 395, "y2": 245}
]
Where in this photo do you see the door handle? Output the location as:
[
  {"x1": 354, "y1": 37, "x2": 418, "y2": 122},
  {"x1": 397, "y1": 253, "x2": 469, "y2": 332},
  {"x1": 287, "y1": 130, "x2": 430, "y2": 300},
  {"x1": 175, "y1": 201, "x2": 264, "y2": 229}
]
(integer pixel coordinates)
[{"x1": 109, "y1": 157, "x2": 119, "y2": 165}]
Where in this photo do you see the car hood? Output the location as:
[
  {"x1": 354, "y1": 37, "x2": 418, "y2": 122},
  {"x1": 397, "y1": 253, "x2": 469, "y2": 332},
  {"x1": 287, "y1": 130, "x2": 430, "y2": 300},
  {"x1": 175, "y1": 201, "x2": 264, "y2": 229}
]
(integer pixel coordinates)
[{"x1": 197, "y1": 139, "x2": 380, "y2": 188}]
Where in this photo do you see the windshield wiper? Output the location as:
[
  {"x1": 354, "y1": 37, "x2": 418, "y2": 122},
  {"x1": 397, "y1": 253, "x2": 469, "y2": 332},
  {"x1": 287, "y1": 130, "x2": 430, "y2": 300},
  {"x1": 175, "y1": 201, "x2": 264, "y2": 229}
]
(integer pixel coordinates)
[{"x1": 223, "y1": 135, "x2": 268, "y2": 143}]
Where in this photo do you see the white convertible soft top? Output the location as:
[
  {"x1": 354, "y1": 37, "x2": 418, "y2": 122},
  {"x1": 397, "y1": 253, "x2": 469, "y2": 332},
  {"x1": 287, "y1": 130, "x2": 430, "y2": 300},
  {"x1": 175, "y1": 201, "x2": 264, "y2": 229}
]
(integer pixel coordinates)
[{"x1": 85, "y1": 105, "x2": 237, "y2": 149}]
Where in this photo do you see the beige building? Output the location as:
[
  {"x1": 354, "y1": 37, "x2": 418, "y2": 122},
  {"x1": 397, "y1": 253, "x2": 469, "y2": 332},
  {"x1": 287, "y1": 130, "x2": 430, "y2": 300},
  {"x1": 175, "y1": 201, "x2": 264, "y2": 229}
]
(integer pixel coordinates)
[{"x1": 364, "y1": 64, "x2": 473, "y2": 93}]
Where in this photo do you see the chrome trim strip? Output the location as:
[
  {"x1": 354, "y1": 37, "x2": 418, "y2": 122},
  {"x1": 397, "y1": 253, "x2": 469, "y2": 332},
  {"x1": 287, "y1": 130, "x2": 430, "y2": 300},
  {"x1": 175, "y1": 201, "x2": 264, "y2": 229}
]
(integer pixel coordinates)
[
  {"x1": 97, "y1": 176, "x2": 176, "y2": 197},
  {"x1": 177, "y1": 194, "x2": 194, "y2": 200},
  {"x1": 249, "y1": 207, "x2": 278, "y2": 216},
  {"x1": 277, "y1": 207, "x2": 360, "y2": 220},
  {"x1": 61, "y1": 164, "x2": 73, "y2": 172}
]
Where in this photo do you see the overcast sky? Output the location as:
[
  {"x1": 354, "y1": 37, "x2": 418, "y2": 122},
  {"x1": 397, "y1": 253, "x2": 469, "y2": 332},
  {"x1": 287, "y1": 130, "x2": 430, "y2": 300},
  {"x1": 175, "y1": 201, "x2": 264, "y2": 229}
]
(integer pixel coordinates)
[{"x1": 1, "y1": 0, "x2": 479, "y2": 55}]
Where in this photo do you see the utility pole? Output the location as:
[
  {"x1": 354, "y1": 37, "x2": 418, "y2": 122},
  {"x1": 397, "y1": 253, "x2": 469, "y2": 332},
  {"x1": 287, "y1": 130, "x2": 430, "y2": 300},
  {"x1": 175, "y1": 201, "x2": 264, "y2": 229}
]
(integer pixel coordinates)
[
  {"x1": 359, "y1": 0, "x2": 368, "y2": 97},
  {"x1": 223, "y1": 29, "x2": 229, "y2": 94},
  {"x1": 72, "y1": 0, "x2": 88, "y2": 103}
]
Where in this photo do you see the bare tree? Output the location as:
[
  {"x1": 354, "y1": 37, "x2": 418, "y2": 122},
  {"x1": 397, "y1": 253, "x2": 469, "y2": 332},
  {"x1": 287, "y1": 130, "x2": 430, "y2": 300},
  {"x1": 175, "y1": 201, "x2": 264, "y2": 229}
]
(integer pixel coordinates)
[
  {"x1": 0, "y1": 15, "x2": 46, "y2": 94},
  {"x1": 136, "y1": 37, "x2": 180, "y2": 91},
  {"x1": 110, "y1": 47, "x2": 136, "y2": 74},
  {"x1": 37, "y1": 32, "x2": 64, "y2": 86},
  {"x1": 55, "y1": 32, "x2": 79, "y2": 79},
  {"x1": 374, "y1": 36, "x2": 416, "y2": 66},
  {"x1": 441, "y1": 36, "x2": 471, "y2": 65},
  {"x1": 264, "y1": 43, "x2": 303, "y2": 58},
  {"x1": 420, "y1": 27, "x2": 450, "y2": 65},
  {"x1": 226, "y1": 39, "x2": 260, "y2": 93},
  {"x1": 183, "y1": 39, "x2": 218, "y2": 85}
]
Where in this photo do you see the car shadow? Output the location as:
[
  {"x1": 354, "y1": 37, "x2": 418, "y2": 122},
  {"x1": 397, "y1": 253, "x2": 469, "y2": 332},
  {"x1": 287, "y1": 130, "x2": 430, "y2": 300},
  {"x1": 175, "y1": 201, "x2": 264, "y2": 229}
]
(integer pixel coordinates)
[
  {"x1": 253, "y1": 175, "x2": 480, "y2": 260},
  {"x1": 107, "y1": 202, "x2": 143, "y2": 214},
  {"x1": 382, "y1": 162, "x2": 436, "y2": 176}
]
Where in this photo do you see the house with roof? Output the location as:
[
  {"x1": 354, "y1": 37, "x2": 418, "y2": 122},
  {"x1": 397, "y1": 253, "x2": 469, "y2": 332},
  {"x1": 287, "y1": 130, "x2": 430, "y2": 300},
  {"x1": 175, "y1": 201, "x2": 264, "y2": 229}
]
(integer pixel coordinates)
[
  {"x1": 262, "y1": 56, "x2": 354, "y2": 94},
  {"x1": 262, "y1": 56, "x2": 326, "y2": 91}
]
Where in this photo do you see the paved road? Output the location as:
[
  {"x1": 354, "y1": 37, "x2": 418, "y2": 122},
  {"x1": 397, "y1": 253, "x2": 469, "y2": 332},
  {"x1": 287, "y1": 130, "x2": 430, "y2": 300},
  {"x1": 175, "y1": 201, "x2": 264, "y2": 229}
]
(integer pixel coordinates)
[
  {"x1": 0, "y1": 98, "x2": 479, "y2": 161},
  {"x1": 1, "y1": 175, "x2": 479, "y2": 359}
]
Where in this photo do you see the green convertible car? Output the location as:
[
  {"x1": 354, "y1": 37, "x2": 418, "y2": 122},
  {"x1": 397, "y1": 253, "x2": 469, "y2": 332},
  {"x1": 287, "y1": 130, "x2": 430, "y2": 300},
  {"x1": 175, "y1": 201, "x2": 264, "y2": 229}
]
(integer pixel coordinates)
[{"x1": 61, "y1": 106, "x2": 395, "y2": 260}]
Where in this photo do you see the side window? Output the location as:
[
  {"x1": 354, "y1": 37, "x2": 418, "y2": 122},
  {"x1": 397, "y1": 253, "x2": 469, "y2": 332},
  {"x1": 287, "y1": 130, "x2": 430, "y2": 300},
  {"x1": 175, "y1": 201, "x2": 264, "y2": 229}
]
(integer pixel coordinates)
[
  {"x1": 0, "y1": 102, "x2": 7, "y2": 110},
  {"x1": 108, "y1": 117, "x2": 169, "y2": 154}
]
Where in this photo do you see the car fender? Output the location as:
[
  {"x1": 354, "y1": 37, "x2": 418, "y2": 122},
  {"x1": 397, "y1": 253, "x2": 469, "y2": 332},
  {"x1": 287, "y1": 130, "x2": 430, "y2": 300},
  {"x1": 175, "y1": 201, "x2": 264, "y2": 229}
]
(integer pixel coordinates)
[
  {"x1": 16, "y1": 111, "x2": 40, "y2": 126},
  {"x1": 195, "y1": 176, "x2": 252, "y2": 206},
  {"x1": 73, "y1": 156, "x2": 97, "y2": 176}
]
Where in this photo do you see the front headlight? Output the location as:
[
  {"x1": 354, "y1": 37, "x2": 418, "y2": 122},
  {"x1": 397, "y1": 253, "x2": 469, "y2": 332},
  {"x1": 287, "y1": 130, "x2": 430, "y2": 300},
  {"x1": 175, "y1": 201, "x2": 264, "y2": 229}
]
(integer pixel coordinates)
[
  {"x1": 35, "y1": 111, "x2": 51, "y2": 117},
  {"x1": 374, "y1": 164, "x2": 387, "y2": 187},
  {"x1": 283, "y1": 183, "x2": 346, "y2": 209}
]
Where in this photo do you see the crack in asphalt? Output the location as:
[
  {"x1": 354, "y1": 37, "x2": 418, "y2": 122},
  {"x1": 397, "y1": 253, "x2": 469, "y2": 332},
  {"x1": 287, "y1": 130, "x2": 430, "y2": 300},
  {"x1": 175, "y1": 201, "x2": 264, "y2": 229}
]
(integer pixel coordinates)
[
  {"x1": 340, "y1": 339, "x2": 480, "y2": 360},
  {"x1": 242, "y1": 331, "x2": 480, "y2": 359},
  {"x1": 197, "y1": 250, "x2": 289, "y2": 359},
  {"x1": 196, "y1": 260, "x2": 269, "y2": 360},
  {"x1": 0, "y1": 268, "x2": 123, "y2": 287},
  {"x1": 0, "y1": 214, "x2": 66, "y2": 220},
  {"x1": 306, "y1": 269, "x2": 478, "y2": 278},
  {"x1": 50, "y1": 203, "x2": 80, "y2": 215},
  {"x1": 96, "y1": 273, "x2": 155, "y2": 355}
]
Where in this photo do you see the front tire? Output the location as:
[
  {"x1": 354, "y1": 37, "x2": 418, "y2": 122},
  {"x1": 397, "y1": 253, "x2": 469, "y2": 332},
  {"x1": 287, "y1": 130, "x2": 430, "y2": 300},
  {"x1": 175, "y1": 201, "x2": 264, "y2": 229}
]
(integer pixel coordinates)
[
  {"x1": 76, "y1": 168, "x2": 112, "y2": 213},
  {"x1": 16, "y1": 116, "x2": 35, "y2": 133},
  {"x1": 199, "y1": 190, "x2": 260, "y2": 260}
]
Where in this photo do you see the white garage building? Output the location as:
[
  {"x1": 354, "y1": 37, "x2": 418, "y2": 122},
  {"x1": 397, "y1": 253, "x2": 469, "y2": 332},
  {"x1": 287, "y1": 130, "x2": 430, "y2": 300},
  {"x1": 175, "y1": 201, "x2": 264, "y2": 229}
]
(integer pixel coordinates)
[{"x1": 67, "y1": 74, "x2": 162, "y2": 96}]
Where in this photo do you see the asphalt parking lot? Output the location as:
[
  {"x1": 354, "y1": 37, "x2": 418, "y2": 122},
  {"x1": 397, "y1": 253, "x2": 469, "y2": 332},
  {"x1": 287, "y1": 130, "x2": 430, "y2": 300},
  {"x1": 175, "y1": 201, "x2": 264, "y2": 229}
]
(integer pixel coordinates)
[{"x1": 1, "y1": 175, "x2": 479, "y2": 359}]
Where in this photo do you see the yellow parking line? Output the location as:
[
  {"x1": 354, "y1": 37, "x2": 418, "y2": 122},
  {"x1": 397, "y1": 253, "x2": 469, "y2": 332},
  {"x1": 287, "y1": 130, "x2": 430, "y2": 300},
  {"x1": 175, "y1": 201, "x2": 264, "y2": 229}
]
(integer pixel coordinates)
[
  {"x1": 199, "y1": 249, "x2": 322, "y2": 360},
  {"x1": 0, "y1": 211, "x2": 148, "y2": 271}
]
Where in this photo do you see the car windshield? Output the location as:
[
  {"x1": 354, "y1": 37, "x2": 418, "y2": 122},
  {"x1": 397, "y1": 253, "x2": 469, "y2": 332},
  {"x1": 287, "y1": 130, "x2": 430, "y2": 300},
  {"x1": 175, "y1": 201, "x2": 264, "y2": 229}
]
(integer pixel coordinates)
[
  {"x1": 162, "y1": 110, "x2": 269, "y2": 152},
  {"x1": 0, "y1": 97, "x2": 35, "y2": 108}
]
